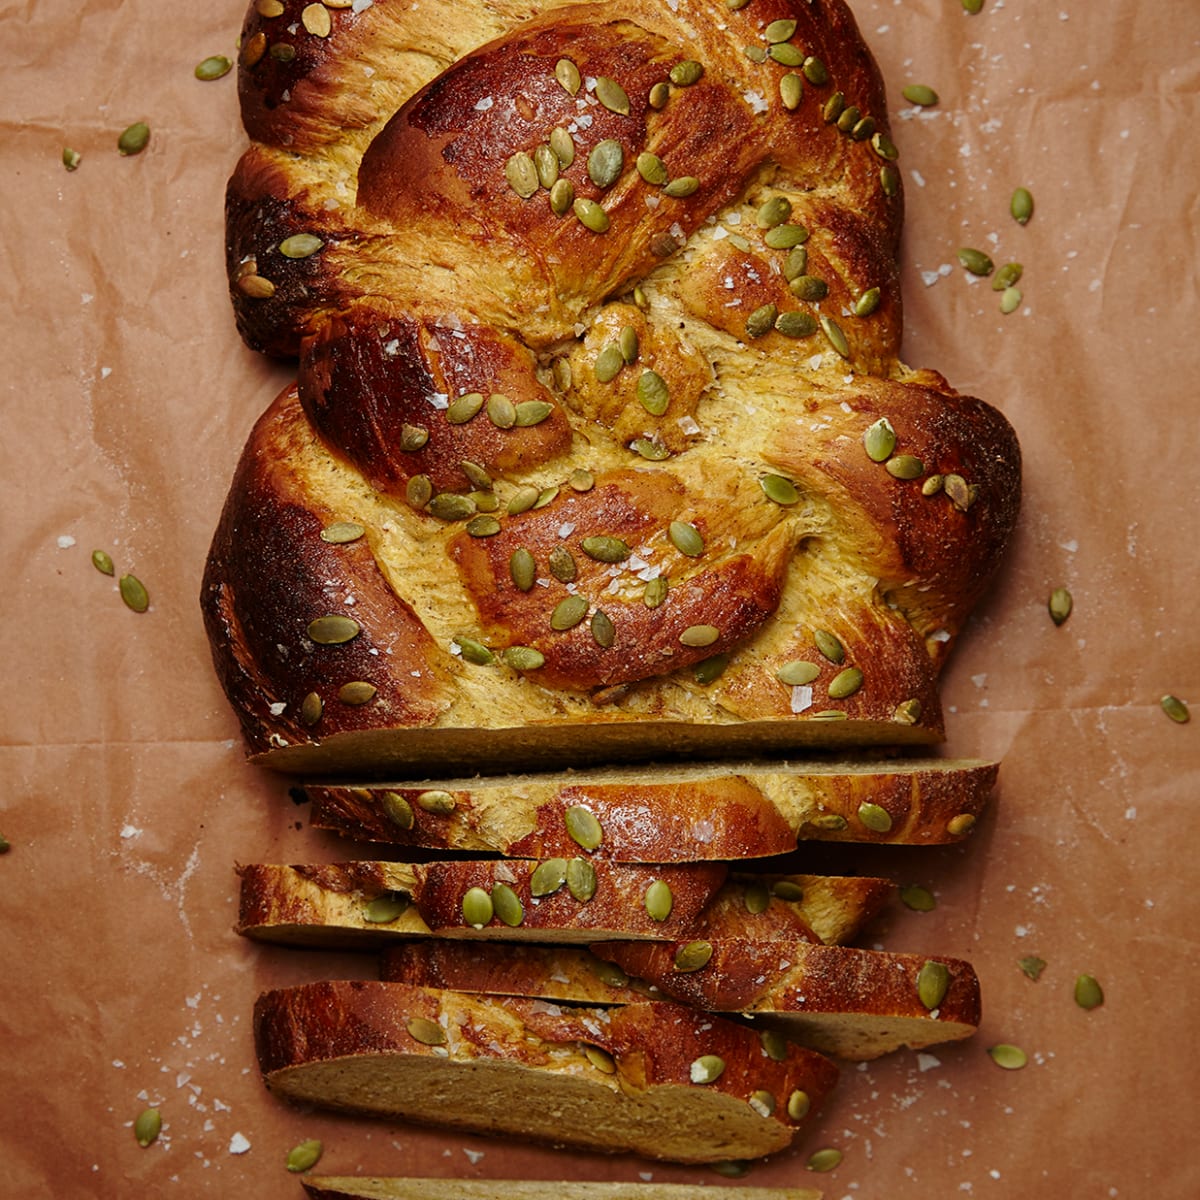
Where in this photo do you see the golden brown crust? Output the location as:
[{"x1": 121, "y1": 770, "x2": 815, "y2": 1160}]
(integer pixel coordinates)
[
  {"x1": 255, "y1": 979, "x2": 839, "y2": 1163},
  {"x1": 301, "y1": 1180, "x2": 823, "y2": 1200}
]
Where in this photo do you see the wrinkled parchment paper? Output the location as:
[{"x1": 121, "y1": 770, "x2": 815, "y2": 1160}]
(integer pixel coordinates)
[{"x1": 3, "y1": 0, "x2": 1198, "y2": 1195}]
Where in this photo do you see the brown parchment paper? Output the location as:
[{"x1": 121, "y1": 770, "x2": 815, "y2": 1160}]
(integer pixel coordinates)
[{"x1": 3, "y1": 0, "x2": 1198, "y2": 1196}]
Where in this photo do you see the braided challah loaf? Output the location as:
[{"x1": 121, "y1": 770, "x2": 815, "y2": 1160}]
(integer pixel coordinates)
[{"x1": 203, "y1": 0, "x2": 1021, "y2": 774}]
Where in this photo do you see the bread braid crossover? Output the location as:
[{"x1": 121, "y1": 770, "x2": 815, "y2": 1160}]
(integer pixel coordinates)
[{"x1": 203, "y1": 0, "x2": 1021, "y2": 774}]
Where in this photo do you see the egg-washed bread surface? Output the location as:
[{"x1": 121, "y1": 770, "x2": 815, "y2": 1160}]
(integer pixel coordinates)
[
  {"x1": 203, "y1": 0, "x2": 1020, "y2": 774},
  {"x1": 301, "y1": 1181, "x2": 823, "y2": 1200}
]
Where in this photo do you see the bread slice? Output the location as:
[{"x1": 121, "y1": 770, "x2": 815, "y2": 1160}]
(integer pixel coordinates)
[
  {"x1": 236, "y1": 862, "x2": 892, "y2": 949},
  {"x1": 302, "y1": 1179, "x2": 822, "y2": 1200},
  {"x1": 307, "y1": 757, "x2": 996, "y2": 859},
  {"x1": 256, "y1": 980, "x2": 839, "y2": 1164},
  {"x1": 379, "y1": 938, "x2": 980, "y2": 1060}
]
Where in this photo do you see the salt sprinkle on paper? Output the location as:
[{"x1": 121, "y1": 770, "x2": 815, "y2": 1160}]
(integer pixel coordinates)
[{"x1": 57, "y1": 535, "x2": 76, "y2": 549}]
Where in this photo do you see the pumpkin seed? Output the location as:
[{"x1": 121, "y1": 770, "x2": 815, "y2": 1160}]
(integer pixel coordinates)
[
  {"x1": 1074, "y1": 973, "x2": 1104, "y2": 1010},
  {"x1": 670, "y1": 60, "x2": 704, "y2": 86},
  {"x1": 645, "y1": 879, "x2": 674, "y2": 922},
  {"x1": 636, "y1": 152, "x2": 668, "y2": 185},
  {"x1": 507, "y1": 548, "x2": 536, "y2": 593},
  {"x1": 588, "y1": 139, "x2": 624, "y2": 189},
  {"x1": 301, "y1": 2, "x2": 332, "y2": 36},
  {"x1": 894, "y1": 698, "x2": 923, "y2": 724},
  {"x1": 548, "y1": 546, "x2": 577, "y2": 583},
  {"x1": 957, "y1": 247, "x2": 994, "y2": 276},
  {"x1": 771, "y1": 879, "x2": 803, "y2": 901},
  {"x1": 780, "y1": 73, "x2": 803, "y2": 110},
  {"x1": 902, "y1": 83, "x2": 938, "y2": 107},
  {"x1": 857, "y1": 801, "x2": 893, "y2": 832},
  {"x1": 414, "y1": 789, "x2": 455, "y2": 815},
  {"x1": 630, "y1": 437, "x2": 669, "y2": 460},
  {"x1": 270, "y1": 43, "x2": 297, "y2": 63},
  {"x1": 993, "y1": 261, "x2": 1024, "y2": 291},
  {"x1": 486, "y1": 393, "x2": 517, "y2": 429},
  {"x1": 1000, "y1": 286, "x2": 1022, "y2": 314},
  {"x1": 694, "y1": 654, "x2": 728, "y2": 684},
  {"x1": 806, "y1": 1148, "x2": 843, "y2": 1173},
  {"x1": 514, "y1": 400, "x2": 553, "y2": 426},
  {"x1": 787, "y1": 1089, "x2": 811, "y2": 1120},
  {"x1": 566, "y1": 856, "x2": 598, "y2": 901},
  {"x1": 769, "y1": 42, "x2": 803, "y2": 67},
  {"x1": 921, "y1": 474, "x2": 944, "y2": 496},
  {"x1": 1048, "y1": 586, "x2": 1072, "y2": 625},
  {"x1": 338, "y1": 680, "x2": 377, "y2": 705},
  {"x1": 595, "y1": 76, "x2": 630, "y2": 115},
  {"x1": 827, "y1": 667, "x2": 863, "y2": 699},
  {"x1": 118, "y1": 573, "x2": 149, "y2": 612},
  {"x1": 574, "y1": 197, "x2": 610, "y2": 232},
  {"x1": 863, "y1": 417, "x2": 897, "y2": 462},
  {"x1": 668, "y1": 520, "x2": 704, "y2": 557},
  {"x1": 534, "y1": 486, "x2": 560, "y2": 507},
  {"x1": 550, "y1": 126, "x2": 575, "y2": 167},
  {"x1": 917, "y1": 960, "x2": 950, "y2": 1010},
  {"x1": 379, "y1": 791, "x2": 415, "y2": 830},
  {"x1": 406, "y1": 1015, "x2": 447, "y2": 1045},
  {"x1": 404, "y1": 475, "x2": 431, "y2": 508},
  {"x1": 63, "y1": 147, "x2": 82, "y2": 170},
  {"x1": 756, "y1": 196, "x2": 793, "y2": 229},
  {"x1": 551, "y1": 595, "x2": 589, "y2": 631},
  {"x1": 461, "y1": 886, "x2": 494, "y2": 927},
  {"x1": 555, "y1": 58, "x2": 581, "y2": 95},
  {"x1": 445, "y1": 392, "x2": 484, "y2": 424},
  {"x1": 813, "y1": 629, "x2": 844, "y2": 663},
  {"x1": 886, "y1": 455, "x2": 924, "y2": 480},
  {"x1": 460, "y1": 460, "x2": 493, "y2": 490},
  {"x1": 776, "y1": 659, "x2": 820, "y2": 686},
  {"x1": 988, "y1": 1043, "x2": 1027, "y2": 1070},
  {"x1": 195, "y1": 55, "x2": 232, "y2": 81},
  {"x1": 280, "y1": 233, "x2": 323, "y2": 259},
  {"x1": 118, "y1": 122, "x2": 150, "y2": 156},
  {"x1": 943, "y1": 473, "x2": 971, "y2": 511},
  {"x1": 1010, "y1": 185, "x2": 1034, "y2": 224},
  {"x1": 591, "y1": 609, "x2": 616, "y2": 648},
  {"x1": 534, "y1": 143, "x2": 559, "y2": 189},
  {"x1": 783, "y1": 246, "x2": 809, "y2": 280},
  {"x1": 946, "y1": 813, "x2": 976, "y2": 836},
  {"x1": 760, "y1": 474, "x2": 800, "y2": 504},
  {"x1": 307, "y1": 614, "x2": 360, "y2": 644},
  {"x1": 726, "y1": 0, "x2": 752, "y2": 9},
  {"x1": 648, "y1": 81, "x2": 671, "y2": 109},
  {"x1": 765, "y1": 18, "x2": 798, "y2": 42},
  {"x1": 134, "y1": 1107, "x2": 161, "y2": 1147},
  {"x1": 491, "y1": 882, "x2": 525, "y2": 927},
  {"x1": 680, "y1": 624, "x2": 719, "y2": 648},
  {"x1": 744, "y1": 46, "x2": 768, "y2": 64},
  {"x1": 285, "y1": 1139, "x2": 323, "y2": 1174},
  {"x1": 746, "y1": 303, "x2": 778, "y2": 339},
  {"x1": 820, "y1": 315, "x2": 850, "y2": 357},
  {"x1": 428, "y1": 493, "x2": 476, "y2": 522},
  {"x1": 811, "y1": 709, "x2": 848, "y2": 721},
  {"x1": 503, "y1": 646, "x2": 545, "y2": 671},
  {"x1": 321, "y1": 521, "x2": 365, "y2": 545},
  {"x1": 618, "y1": 326, "x2": 639, "y2": 364},
  {"x1": 690, "y1": 1054, "x2": 725, "y2": 1084},
  {"x1": 1018, "y1": 956, "x2": 1047, "y2": 981},
  {"x1": 552, "y1": 358, "x2": 572, "y2": 391},
  {"x1": 963, "y1": 0, "x2": 984, "y2": 10},
  {"x1": 760, "y1": 1028, "x2": 788, "y2": 1061},
  {"x1": 594, "y1": 343, "x2": 624, "y2": 383},
  {"x1": 299, "y1": 691, "x2": 323, "y2": 726},
  {"x1": 507, "y1": 485, "x2": 541, "y2": 515},
  {"x1": 880, "y1": 163, "x2": 900, "y2": 197},
  {"x1": 582, "y1": 535, "x2": 631, "y2": 563},
  {"x1": 822, "y1": 91, "x2": 845, "y2": 122},
  {"x1": 530, "y1": 858, "x2": 568, "y2": 897},
  {"x1": 636, "y1": 370, "x2": 670, "y2": 415},
  {"x1": 854, "y1": 287, "x2": 882, "y2": 317},
  {"x1": 749, "y1": 1089, "x2": 776, "y2": 1118},
  {"x1": 565, "y1": 804, "x2": 604, "y2": 851},
  {"x1": 364, "y1": 893, "x2": 409, "y2": 923},
  {"x1": 743, "y1": 882, "x2": 770, "y2": 914},
  {"x1": 643, "y1": 576, "x2": 669, "y2": 608},
  {"x1": 663, "y1": 176, "x2": 699, "y2": 198},
  {"x1": 505, "y1": 152, "x2": 539, "y2": 199},
  {"x1": 549, "y1": 177, "x2": 575, "y2": 215},
  {"x1": 802, "y1": 56, "x2": 828, "y2": 85},
  {"x1": 1161, "y1": 694, "x2": 1191, "y2": 723},
  {"x1": 871, "y1": 131, "x2": 899, "y2": 160},
  {"x1": 90, "y1": 549, "x2": 115, "y2": 575},
  {"x1": 809, "y1": 812, "x2": 849, "y2": 831},
  {"x1": 590, "y1": 957, "x2": 629, "y2": 989},
  {"x1": 466, "y1": 515, "x2": 500, "y2": 537},
  {"x1": 900, "y1": 884, "x2": 936, "y2": 912},
  {"x1": 241, "y1": 30, "x2": 267, "y2": 67},
  {"x1": 473, "y1": 490, "x2": 499, "y2": 513},
  {"x1": 765, "y1": 223, "x2": 809, "y2": 249},
  {"x1": 584, "y1": 1044, "x2": 616, "y2": 1072},
  {"x1": 788, "y1": 273, "x2": 827, "y2": 301}
]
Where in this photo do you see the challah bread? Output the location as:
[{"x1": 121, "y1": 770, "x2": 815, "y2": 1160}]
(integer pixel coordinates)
[
  {"x1": 203, "y1": 0, "x2": 1021, "y2": 776},
  {"x1": 255, "y1": 979, "x2": 839, "y2": 1163},
  {"x1": 306, "y1": 757, "x2": 997, "y2": 856},
  {"x1": 301, "y1": 1181, "x2": 822, "y2": 1200}
]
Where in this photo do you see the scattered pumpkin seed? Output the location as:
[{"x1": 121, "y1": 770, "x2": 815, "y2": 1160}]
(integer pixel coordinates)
[
  {"x1": 594, "y1": 343, "x2": 624, "y2": 383},
  {"x1": 415, "y1": 789, "x2": 455, "y2": 816},
  {"x1": 530, "y1": 857, "x2": 569, "y2": 897},
  {"x1": 285, "y1": 1139, "x2": 323, "y2": 1174},
  {"x1": 993, "y1": 262, "x2": 1024, "y2": 291},
  {"x1": 1048, "y1": 587, "x2": 1073, "y2": 626},
  {"x1": 503, "y1": 646, "x2": 545, "y2": 671},
  {"x1": 595, "y1": 76, "x2": 630, "y2": 115},
  {"x1": 630, "y1": 436, "x2": 670, "y2": 460},
  {"x1": 987, "y1": 1043, "x2": 1027, "y2": 1070},
  {"x1": 788, "y1": 273, "x2": 827, "y2": 301},
  {"x1": 673, "y1": 940, "x2": 713, "y2": 973},
  {"x1": 764, "y1": 18, "x2": 798, "y2": 42},
  {"x1": 549, "y1": 177, "x2": 575, "y2": 216},
  {"x1": 299, "y1": 691, "x2": 323, "y2": 726},
  {"x1": 810, "y1": 709, "x2": 848, "y2": 721},
  {"x1": 380, "y1": 791, "x2": 415, "y2": 830},
  {"x1": 851, "y1": 116, "x2": 876, "y2": 141},
  {"x1": 471, "y1": 492, "x2": 497, "y2": 514},
  {"x1": 506, "y1": 486, "x2": 541, "y2": 516},
  {"x1": 689, "y1": 1054, "x2": 724, "y2": 1083},
  {"x1": 406, "y1": 1016, "x2": 447, "y2": 1045},
  {"x1": 857, "y1": 801, "x2": 893, "y2": 832},
  {"x1": 1074, "y1": 973, "x2": 1104, "y2": 1010},
  {"x1": 744, "y1": 45, "x2": 768, "y2": 64},
  {"x1": 584, "y1": 1044, "x2": 616, "y2": 1072},
  {"x1": 338, "y1": 680, "x2": 377, "y2": 705},
  {"x1": 574, "y1": 197, "x2": 610, "y2": 232},
  {"x1": 963, "y1": 0, "x2": 984, "y2": 11},
  {"x1": 813, "y1": 629, "x2": 844, "y2": 663},
  {"x1": 591, "y1": 609, "x2": 616, "y2": 648},
  {"x1": 802, "y1": 56, "x2": 829, "y2": 85},
  {"x1": 565, "y1": 805, "x2": 604, "y2": 851},
  {"x1": 514, "y1": 400, "x2": 554, "y2": 426},
  {"x1": 465, "y1": 514, "x2": 501, "y2": 538},
  {"x1": 555, "y1": 58, "x2": 581, "y2": 95},
  {"x1": 487, "y1": 394, "x2": 517, "y2": 429},
  {"x1": 364, "y1": 893, "x2": 409, "y2": 923},
  {"x1": 491, "y1": 882, "x2": 525, "y2": 927},
  {"x1": 461, "y1": 886, "x2": 494, "y2": 927},
  {"x1": 783, "y1": 247, "x2": 809, "y2": 280},
  {"x1": 643, "y1": 576, "x2": 669, "y2": 608},
  {"x1": 820, "y1": 315, "x2": 850, "y2": 357},
  {"x1": 943, "y1": 473, "x2": 972, "y2": 511},
  {"x1": 769, "y1": 43, "x2": 804, "y2": 68},
  {"x1": 569, "y1": 470, "x2": 594, "y2": 494},
  {"x1": 1000, "y1": 286, "x2": 1022, "y2": 314},
  {"x1": 301, "y1": 2, "x2": 332, "y2": 36},
  {"x1": 1010, "y1": 185, "x2": 1034, "y2": 224},
  {"x1": 694, "y1": 654, "x2": 728, "y2": 684},
  {"x1": 195, "y1": 55, "x2": 232, "y2": 81},
  {"x1": 771, "y1": 879, "x2": 804, "y2": 901},
  {"x1": 648, "y1": 80, "x2": 671, "y2": 109},
  {"x1": 428, "y1": 493, "x2": 476, "y2": 521},
  {"x1": 237, "y1": 272, "x2": 275, "y2": 299},
  {"x1": 760, "y1": 474, "x2": 800, "y2": 504},
  {"x1": 551, "y1": 594, "x2": 589, "y2": 631},
  {"x1": 588, "y1": 139, "x2": 624, "y2": 189},
  {"x1": 1161, "y1": 694, "x2": 1191, "y2": 723},
  {"x1": 680, "y1": 624, "x2": 720, "y2": 648},
  {"x1": 118, "y1": 573, "x2": 149, "y2": 612},
  {"x1": 134, "y1": 1107, "x2": 162, "y2": 1147},
  {"x1": 836, "y1": 106, "x2": 862, "y2": 135},
  {"x1": 921, "y1": 474, "x2": 944, "y2": 496},
  {"x1": 91, "y1": 549, "x2": 115, "y2": 575},
  {"x1": 776, "y1": 659, "x2": 820, "y2": 686},
  {"x1": 534, "y1": 143, "x2": 559, "y2": 189},
  {"x1": 590, "y1": 957, "x2": 629, "y2": 989},
  {"x1": 241, "y1": 30, "x2": 267, "y2": 67},
  {"x1": 636, "y1": 370, "x2": 670, "y2": 415},
  {"x1": 279, "y1": 233, "x2": 323, "y2": 259},
  {"x1": 534, "y1": 485, "x2": 560, "y2": 507},
  {"x1": 505, "y1": 152, "x2": 539, "y2": 199},
  {"x1": 406, "y1": 475, "x2": 433, "y2": 508},
  {"x1": 746, "y1": 303, "x2": 778, "y2": 339},
  {"x1": 946, "y1": 812, "x2": 976, "y2": 836},
  {"x1": 854, "y1": 287, "x2": 882, "y2": 317},
  {"x1": 806, "y1": 1148, "x2": 843, "y2": 1173},
  {"x1": 118, "y1": 121, "x2": 150, "y2": 156},
  {"x1": 822, "y1": 91, "x2": 845, "y2": 122},
  {"x1": 749, "y1": 1089, "x2": 776, "y2": 1118},
  {"x1": 760, "y1": 1028, "x2": 788, "y2": 1061},
  {"x1": 957, "y1": 247, "x2": 994, "y2": 276},
  {"x1": 582, "y1": 535, "x2": 631, "y2": 563},
  {"x1": 734, "y1": 883, "x2": 766, "y2": 916},
  {"x1": 727, "y1": 0, "x2": 752, "y2": 9},
  {"x1": 663, "y1": 176, "x2": 700, "y2": 198},
  {"x1": 670, "y1": 59, "x2": 704, "y2": 86},
  {"x1": 1018, "y1": 956, "x2": 1047, "y2": 981},
  {"x1": 787, "y1": 1089, "x2": 811, "y2": 1120},
  {"x1": 902, "y1": 83, "x2": 938, "y2": 107},
  {"x1": 548, "y1": 546, "x2": 577, "y2": 583},
  {"x1": 550, "y1": 126, "x2": 575, "y2": 168},
  {"x1": 509, "y1": 548, "x2": 537, "y2": 592},
  {"x1": 886, "y1": 454, "x2": 924, "y2": 480},
  {"x1": 827, "y1": 666, "x2": 863, "y2": 699},
  {"x1": 668, "y1": 520, "x2": 704, "y2": 557},
  {"x1": 566, "y1": 856, "x2": 598, "y2": 901},
  {"x1": 894, "y1": 698, "x2": 923, "y2": 724},
  {"x1": 270, "y1": 42, "x2": 297, "y2": 63},
  {"x1": 780, "y1": 73, "x2": 803, "y2": 110},
  {"x1": 871, "y1": 130, "x2": 899, "y2": 160},
  {"x1": 810, "y1": 813, "x2": 849, "y2": 832},
  {"x1": 618, "y1": 326, "x2": 640, "y2": 365},
  {"x1": 445, "y1": 392, "x2": 484, "y2": 424},
  {"x1": 880, "y1": 163, "x2": 900, "y2": 197},
  {"x1": 320, "y1": 521, "x2": 365, "y2": 544},
  {"x1": 900, "y1": 884, "x2": 936, "y2": 912},
  {"x1": 765, "y1": 224, "x2": 809, "y2": 250},
  {"x1": 645, "y1": 879, "x2": 674, "y2": 922},
  {"x1": 636, "y1": 152, "x2": 669, "y2": 185},
  {"x1": 917, "y1": 960, "x2": 951, "y2": 1010}
]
